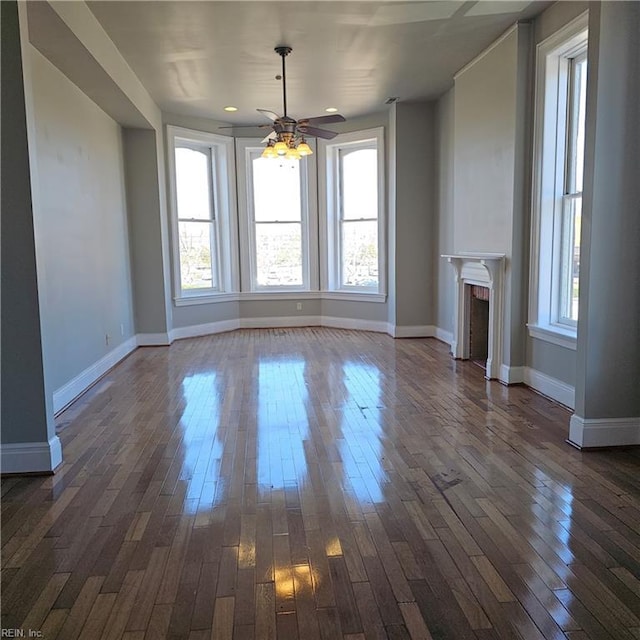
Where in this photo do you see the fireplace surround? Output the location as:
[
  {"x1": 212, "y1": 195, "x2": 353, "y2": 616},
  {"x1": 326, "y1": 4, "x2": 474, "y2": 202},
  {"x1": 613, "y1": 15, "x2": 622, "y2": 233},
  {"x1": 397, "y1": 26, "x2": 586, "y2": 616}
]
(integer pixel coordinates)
[{"x1": 442, "y1": 253, "x2": 506, "y2": 381}]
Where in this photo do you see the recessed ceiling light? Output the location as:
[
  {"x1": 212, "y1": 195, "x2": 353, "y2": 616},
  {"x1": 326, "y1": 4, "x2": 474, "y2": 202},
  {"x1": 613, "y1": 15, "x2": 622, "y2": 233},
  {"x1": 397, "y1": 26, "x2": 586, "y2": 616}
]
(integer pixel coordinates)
[
  {"x1": 325, "y1": 107, "x2": 338, "y2": 113},
  {"x1": 223, "y1": 106, "x2": 238, "y2": 112}
]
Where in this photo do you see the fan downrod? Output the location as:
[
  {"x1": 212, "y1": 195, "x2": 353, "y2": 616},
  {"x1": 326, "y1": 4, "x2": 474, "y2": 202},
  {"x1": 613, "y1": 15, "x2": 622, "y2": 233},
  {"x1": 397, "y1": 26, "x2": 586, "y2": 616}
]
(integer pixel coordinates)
[{"x1": 274, "y1": 46, "x2": 293, "y2": 117}]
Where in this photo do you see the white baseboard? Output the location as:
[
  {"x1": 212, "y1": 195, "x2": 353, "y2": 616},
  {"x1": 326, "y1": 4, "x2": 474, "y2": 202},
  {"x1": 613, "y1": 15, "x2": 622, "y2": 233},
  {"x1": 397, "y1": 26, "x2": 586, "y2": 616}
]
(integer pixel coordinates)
[
  {"x1": 53, "y1": 337, "x2": 137, "y2": 414},
  {"x1": 500, "y1": 364, "x2": 525, "y2": 385},
  {"x1": 435, "y1": 327, "x2": 453, "y2": 346},
  {"x1": 136, "y1": 332, "x2": 172, "y2": 346},
  {"x1": 1, "y1": 436, "x2": 62, "y2": 474},
  {"x1": 393, "y1": 325, "x2": 436, "y2": 338},
  {"x1": 170, "y1": 316, "x2": 391, "y2": 339},
  {"x1": 569, "y1": 415, "x2": 640, "y2": 448},
  {"x1": 171, "y1": 320, "x2": 240, "y2": 341},
  {"x1": 524, "y1": 367, "x2": 575, "y2": 409}
]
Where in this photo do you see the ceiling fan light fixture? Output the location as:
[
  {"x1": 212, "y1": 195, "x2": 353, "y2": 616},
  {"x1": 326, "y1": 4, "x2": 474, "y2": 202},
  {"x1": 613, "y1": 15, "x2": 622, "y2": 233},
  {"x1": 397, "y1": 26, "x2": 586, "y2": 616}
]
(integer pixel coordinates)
[
  {"x1": 223, "y1": 106, "x2": 238, "y2": 112},
  {"x1": 325, "y1": 107, "x2": 338, "y2": 113},
  {"x1": 297, "y1": 140, "x2": 312, "y2": 157},
  {"x1": 285, "y1": 146, "x2": 301, "y2": 160},
  {"x1": 274, "y1": 140, "x2": 288, "y2": 155},
  {"x1": 261, "y1": 141, "x2": 278, "y2": 158}
]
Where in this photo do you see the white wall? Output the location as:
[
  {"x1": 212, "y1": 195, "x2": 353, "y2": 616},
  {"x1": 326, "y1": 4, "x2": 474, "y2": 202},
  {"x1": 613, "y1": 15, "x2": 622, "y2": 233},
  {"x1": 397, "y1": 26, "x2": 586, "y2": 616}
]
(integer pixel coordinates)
[{"x1": 30, "y1": 47, "x2": 135, "y2": 393}]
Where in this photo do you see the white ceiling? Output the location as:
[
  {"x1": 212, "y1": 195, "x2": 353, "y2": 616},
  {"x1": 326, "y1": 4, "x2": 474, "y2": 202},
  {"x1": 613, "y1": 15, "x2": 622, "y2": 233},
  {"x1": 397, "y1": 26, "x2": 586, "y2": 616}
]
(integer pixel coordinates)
[{"x1": 86, "y1": 1, "x2": 551, "y2": 126}]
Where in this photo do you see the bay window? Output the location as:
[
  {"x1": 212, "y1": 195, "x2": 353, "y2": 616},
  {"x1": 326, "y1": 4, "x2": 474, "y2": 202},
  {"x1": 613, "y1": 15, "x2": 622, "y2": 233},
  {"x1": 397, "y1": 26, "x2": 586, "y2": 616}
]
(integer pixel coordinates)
[{"x1": 168, "y1": 128, "x2": 386, "y2": 305}]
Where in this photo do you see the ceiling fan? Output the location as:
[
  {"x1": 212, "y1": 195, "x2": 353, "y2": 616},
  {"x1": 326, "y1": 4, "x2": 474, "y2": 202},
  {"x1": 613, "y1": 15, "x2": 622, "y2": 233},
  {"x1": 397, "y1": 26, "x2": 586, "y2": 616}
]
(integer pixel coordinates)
[{"x1": 222, "y1": 46, "x2": 346, "y2": 158}]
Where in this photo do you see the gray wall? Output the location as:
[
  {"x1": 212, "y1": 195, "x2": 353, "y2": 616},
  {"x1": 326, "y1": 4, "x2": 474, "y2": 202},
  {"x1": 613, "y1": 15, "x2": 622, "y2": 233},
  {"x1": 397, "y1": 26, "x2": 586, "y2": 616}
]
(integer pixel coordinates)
[
  {"x1": 453, "y1": 31, "x2": 518, "y2": 254},
  {"x1": 527, "y1": 339, "x2": 576, "y2": 385},
  {"x1": 30, "y1": 47, "x2": 135, "y2": 392},
  {"x1": 574, "y1": 0, "x2": 640, "y2": 420},
  {"x1": 123, "y1": 128, "x2": 171, "y2": 336},
  {"x1": 1, "y1": 1, "x2": 53, "y2": 446},
  {"x1": 435, "y1": 88, "x2": 455, "y2": 336},
  {"x1": 524, "y1": 0, "x2": 589, "y2": 388},
  {"x1": 450, "y1": 25, "x2": 530, "y2": 368},
  {"x1": 534, "y1": 1, "x2": 590, "y2": 44},
  {"x1": 240, "y1": 299, "x2": 322, "y2": 320},
  {"x1": 393, "y1": 102, "x2": 436, "y2": 328},
  {"x1": 173, "y1": 301, "x2": 240, "y2": 328},
  {"x1": 386, "y1": 103, "x2": 398, "y2": 329}
]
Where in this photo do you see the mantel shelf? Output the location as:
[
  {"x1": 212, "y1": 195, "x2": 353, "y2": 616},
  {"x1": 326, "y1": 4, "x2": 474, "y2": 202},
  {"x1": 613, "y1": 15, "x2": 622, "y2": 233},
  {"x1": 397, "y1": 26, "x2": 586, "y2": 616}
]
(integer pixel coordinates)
[{"x1": 441, "y1": 253, "x2": 506, "y2": 262}]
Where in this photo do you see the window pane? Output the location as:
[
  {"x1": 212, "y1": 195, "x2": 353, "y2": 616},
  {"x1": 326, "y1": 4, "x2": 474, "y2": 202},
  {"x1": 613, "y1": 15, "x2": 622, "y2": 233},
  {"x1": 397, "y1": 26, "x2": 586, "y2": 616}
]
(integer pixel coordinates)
[
  {"x1": 574, "y1": 57, "x2": 587, "y2": 193},
  {"x1": 175, "y1": 147, "x2": 212, "y2": 220},
  {"x1": 255, "y1": 223, "x2": 302, "y2": 286},
  {"x1": 566, "y1": 56, "x2": 587, "y2": 195},
  {"x1": 340, "y1": 148, "x2": 378, "y2": 220},
  {"x1": 341, "y1": 220, "x2": 378, "y2": 287},
  {"x1": 178, "y1": 221, "x2": 216, "y2": 290},
  {"x1": 252, "y1": 158, "x2": 301, "y2": 222},
  {"x1": 560, "y1": 196, "x2": 581, "y2": 323}
]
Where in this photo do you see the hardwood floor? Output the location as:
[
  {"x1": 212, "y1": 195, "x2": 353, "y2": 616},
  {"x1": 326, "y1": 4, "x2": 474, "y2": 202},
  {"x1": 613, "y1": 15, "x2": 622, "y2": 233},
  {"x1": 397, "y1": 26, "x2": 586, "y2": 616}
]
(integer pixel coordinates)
[{"x1": 3, "y1": 328, "x2": 640, "y2": 639}]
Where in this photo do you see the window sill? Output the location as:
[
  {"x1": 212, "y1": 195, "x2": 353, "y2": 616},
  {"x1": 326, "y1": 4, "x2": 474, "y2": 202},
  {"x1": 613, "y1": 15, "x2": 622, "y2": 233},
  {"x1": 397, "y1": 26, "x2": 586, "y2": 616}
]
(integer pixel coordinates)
[
  {"x1": 174, "y1": 290, "x2": 387, "y2": 306},
  {"x1": 174, "y1": 293, "x2": 238, "y2": 306},
  {"x1": 527, "y1": 323, "x2": 577, "y2": 350},
  {"x1": 321, "y1": 291, "x2": 387, "y2": 303},
  {"x1": 240, "y1": 291, "x2": 320, "y2": 301}
]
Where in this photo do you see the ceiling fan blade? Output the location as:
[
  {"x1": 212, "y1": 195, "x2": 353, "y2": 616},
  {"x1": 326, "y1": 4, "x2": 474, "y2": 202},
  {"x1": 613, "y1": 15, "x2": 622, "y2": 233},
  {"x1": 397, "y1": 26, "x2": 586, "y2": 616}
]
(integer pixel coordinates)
[
  {"x1": 218, "y1": 124, "x2": 272, "y2": 129},
  {"x1": 297, "y1": 125, "x2": 339, "y2": 140},
  {"x1": 297, "y1": 114, "x2": 346, "y2": 126},
  {"x1": 261, "y1": 131, "x2": 277, "y2": 143},
  {"x1": 257, "y1": 109, "x2": 280, "y2": 122}
]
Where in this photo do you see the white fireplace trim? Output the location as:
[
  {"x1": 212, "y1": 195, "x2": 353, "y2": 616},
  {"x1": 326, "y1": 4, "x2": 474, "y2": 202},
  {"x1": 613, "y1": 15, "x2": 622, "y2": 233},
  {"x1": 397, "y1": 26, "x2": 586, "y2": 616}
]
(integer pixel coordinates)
[{"x1": 442, "y1": 253, "x2": 506, "y2": 381}]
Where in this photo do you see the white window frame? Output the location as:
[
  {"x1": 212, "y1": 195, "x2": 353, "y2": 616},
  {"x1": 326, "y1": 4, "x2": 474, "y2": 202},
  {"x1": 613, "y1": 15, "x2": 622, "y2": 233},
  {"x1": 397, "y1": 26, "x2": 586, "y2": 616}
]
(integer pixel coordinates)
[
  {"x1": 528, "y1": 13, "x2": 588, "y2": 350},
  {"x1": 167, "y1": 126, "x2": 238, "y2": 305},
  {"x1": 235, "y1": 138, "x2": 318, "y2": 293},
  {"x1": 320, "y1": 127, "x2": 386, "y2": 300}
]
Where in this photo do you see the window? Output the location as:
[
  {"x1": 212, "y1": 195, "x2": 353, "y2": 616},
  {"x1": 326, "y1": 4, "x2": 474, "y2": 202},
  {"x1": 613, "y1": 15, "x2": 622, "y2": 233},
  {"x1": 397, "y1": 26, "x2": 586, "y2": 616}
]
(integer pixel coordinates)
[
  {"x1": 167, "y1": 126, "x2": 238, "y2": 304},
  {"x1": 168, "y1": 128, "x2": 386, "y2": 305},
  {"x1": 529, "y1": 14, "x2": 588, "y2": 347},
  {"x1": 174, "y1": 145, "x2": 217, "y2": 290},
  {"x1": 559, "y1": 52, "x2": 587, "y2": 325},
  {"x1": 236, "y1": 139, "x2": 318, "y2": 292},
  {"x1": 322, "y1": 128, "x2": 385, "y2": 297}
]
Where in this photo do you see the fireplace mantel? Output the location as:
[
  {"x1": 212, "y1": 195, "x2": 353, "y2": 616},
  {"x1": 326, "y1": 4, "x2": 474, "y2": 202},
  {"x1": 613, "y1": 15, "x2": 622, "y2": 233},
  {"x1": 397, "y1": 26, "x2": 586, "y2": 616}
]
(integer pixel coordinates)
[{"x1": 442, "y1": 253, "x2": 506, "y2": 381}]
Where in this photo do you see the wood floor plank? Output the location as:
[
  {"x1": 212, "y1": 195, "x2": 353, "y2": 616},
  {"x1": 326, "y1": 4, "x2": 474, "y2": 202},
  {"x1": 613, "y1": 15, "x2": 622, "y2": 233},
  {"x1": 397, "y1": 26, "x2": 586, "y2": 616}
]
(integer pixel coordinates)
[
  {"x1": 78, "y1": 592, "x2": 117, "y2": 640},
  {"x1": 56, "y1": 575, "x2": 105, "y2": 640},
  {"x1": 211, "y1": 596, "x2": 235, "y2": 640},
  {"x1": 21, "y1": 571, "x2": 70, "y2": 632},
  {"x1": 255, "y1": 582, "x2": 277, "y2": 640},
  {"x1": 292, "y1": 563, "x2": 321, "y2": 640}
]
